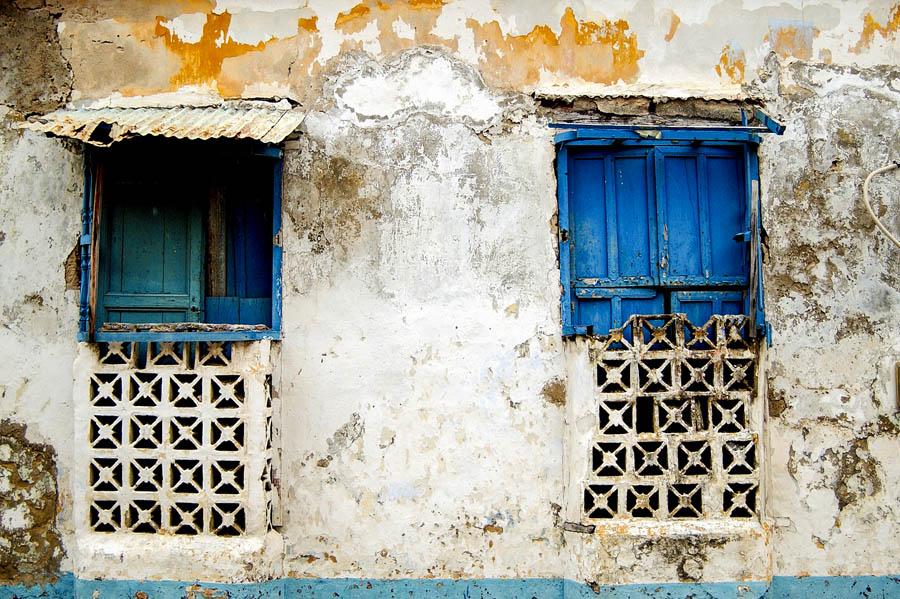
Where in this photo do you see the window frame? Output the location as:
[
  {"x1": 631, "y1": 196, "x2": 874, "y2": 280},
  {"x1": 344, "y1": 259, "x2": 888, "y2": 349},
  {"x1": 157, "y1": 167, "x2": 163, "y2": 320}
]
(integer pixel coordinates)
[
  {"x1": 555, "y1": 126, "x2": 767, "y2": 340},
  {"x1": 77, "y1": 142, "x2": 284, "y2": 343}
]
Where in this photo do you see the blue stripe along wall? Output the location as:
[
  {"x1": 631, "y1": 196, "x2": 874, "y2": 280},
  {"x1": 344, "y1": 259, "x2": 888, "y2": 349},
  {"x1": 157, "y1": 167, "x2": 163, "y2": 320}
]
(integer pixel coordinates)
[{"x1": 2, "y1": 575, "x2": 898, "y2": 598}]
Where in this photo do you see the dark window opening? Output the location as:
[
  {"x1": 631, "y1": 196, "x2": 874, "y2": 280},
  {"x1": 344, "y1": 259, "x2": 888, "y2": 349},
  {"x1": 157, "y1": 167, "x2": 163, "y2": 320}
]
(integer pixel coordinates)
[{"x1": 83, "y1": 138, "x2": 281, "y2": 340}]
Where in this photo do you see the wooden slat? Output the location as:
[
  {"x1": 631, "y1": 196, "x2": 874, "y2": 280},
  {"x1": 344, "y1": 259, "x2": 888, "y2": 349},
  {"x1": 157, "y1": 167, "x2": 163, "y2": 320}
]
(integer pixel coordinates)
[
  {"x1": 207, "y1": 184, "x2": 227, "y2": 297},
  {"x1": 88, "y1": 163, "x2": 104, "y2": 336}
]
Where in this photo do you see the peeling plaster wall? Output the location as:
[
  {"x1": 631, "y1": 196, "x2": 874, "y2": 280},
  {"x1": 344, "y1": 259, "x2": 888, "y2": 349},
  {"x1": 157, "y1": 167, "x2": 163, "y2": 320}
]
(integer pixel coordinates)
[
  {"x1": 278, "y1": 54, "x2": 564, "y2": 579},
  {"x1": 0, "y1": 0, "x2": 81, "y2": 574},
  {"x1": 0, "y1": 117, "x2": 81, "y2": 583},
  {"x1": 48, "y1": 0, "x2": 900, "y2": 105},
  {"x1": 0, "y1": 0, "x2": 898, "y2": 589},
  {"x1": 759, "y1": 59, "x2": 900, "y2": 578}
]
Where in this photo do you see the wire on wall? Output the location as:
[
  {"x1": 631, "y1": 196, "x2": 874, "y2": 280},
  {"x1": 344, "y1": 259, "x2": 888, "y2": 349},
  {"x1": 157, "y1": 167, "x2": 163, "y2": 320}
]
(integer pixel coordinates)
[{"x1": 862, "y1": 162, "x2": 900, "y2": 249}]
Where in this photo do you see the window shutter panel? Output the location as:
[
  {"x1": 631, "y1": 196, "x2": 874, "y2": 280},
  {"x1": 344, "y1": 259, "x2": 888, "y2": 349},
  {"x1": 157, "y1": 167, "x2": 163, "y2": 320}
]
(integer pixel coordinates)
[{"x1": 97, "y1": 183, "x2": 203, "y2": 327}]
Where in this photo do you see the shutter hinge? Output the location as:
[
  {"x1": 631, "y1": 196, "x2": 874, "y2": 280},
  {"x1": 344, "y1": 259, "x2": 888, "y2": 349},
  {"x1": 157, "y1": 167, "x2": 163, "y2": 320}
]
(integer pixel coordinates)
[{"x1": 273, "y1": 230, "x2": 282, "y2": 247}]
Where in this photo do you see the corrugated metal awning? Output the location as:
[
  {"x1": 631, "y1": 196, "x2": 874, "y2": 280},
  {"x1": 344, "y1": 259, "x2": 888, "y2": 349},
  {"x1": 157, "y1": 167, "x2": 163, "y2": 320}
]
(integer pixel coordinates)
[{"x1": 18, "y1": 103, "x2": 306, "y2": 146}]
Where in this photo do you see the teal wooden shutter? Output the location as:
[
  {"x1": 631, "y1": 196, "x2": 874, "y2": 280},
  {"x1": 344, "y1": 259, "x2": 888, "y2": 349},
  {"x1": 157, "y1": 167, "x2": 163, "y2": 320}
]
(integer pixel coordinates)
[{"x1": 97, "y1": 179, "x2": 203, "y2": 327}]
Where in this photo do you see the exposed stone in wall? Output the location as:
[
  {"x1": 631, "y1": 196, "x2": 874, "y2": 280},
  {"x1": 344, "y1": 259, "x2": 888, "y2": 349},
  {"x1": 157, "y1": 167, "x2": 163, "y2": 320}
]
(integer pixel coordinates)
[
  {"x1": 0, "y1": 419, "x2": 63, "y2": 585},
  {"x1": 0, "y1": 1, "x2": 72, "y2": 113},
  {"x1": 540, "y1": 378, "x2": 566, "y2": 408},
  {"x1": 64, "y1": 242, "x2": 79, "y2": 291},
  {"x1": 535, "y1": 94, "x2": 757, "y2": 129}
]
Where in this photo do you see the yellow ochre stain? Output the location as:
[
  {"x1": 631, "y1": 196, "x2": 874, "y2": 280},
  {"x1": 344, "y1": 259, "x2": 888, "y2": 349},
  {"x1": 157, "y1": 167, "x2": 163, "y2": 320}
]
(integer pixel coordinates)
[
  {"x1": 715, "y1": 44, "x2": 745, "y2": 83},
  {"x1": 154, "y1": 11, "x2": 269, "y2": 90},
  {"x1": 335, "y1": 3, "x2": 371, "y2": 29},
  {"x1": 852, "y1": 3, "x2": 900, "y2": 52},
  {"x1": 664, "y1": 11, "x2": 680, "y2": 42},
  {"x1": 406, "y1": 0, "x2": 445, "y2": 8},
  {"x1": 334, "y1": 0, "x2": 456, "y2": 55},
  {"x1": 299, "y1": 16, "x2": 319, "y2": 32},
  {"x1": 468, "y1": 7, "x2": 644, "y2": 88},
  {"x1": 767, "y1": 24, "x2": 816, "y2": 60}
]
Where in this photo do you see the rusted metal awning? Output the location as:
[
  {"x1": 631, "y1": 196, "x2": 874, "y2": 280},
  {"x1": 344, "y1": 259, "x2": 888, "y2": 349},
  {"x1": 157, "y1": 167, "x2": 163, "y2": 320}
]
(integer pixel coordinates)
[{"x1": 19, "y1": 103, "x2": 305, "y2": 146}]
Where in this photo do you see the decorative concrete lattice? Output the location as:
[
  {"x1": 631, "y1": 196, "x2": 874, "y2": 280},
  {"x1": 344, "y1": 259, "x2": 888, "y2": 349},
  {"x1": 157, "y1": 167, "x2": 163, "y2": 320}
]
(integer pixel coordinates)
[
  {"x1": 263, "y1": 372, "x2": 281, "y2": 530},
  {"x1": 585, "y1": 315, "x2": 759, "y2": 521},
  {"x1": 85, "y1": 341, "x2": 276, "y2": 536}
]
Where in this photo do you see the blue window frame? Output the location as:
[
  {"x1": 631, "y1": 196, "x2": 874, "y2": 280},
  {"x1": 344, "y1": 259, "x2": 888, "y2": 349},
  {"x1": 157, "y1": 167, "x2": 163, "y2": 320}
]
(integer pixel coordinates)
[
  {"x1": 78, "y1": 139, "x2": 283, "y2": 342},
  {"x1": 555, "y1": 126, "x2": 769, "y2": 340}
]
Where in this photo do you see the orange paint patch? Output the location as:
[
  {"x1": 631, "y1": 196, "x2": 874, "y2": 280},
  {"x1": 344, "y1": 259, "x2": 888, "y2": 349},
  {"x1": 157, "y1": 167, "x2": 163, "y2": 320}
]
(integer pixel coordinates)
[
  {"x1": 715, "y1": 44, "x2": 745, "y2": 84},
  {"x1": 664, "y1": 11, "x2": 681, "y2": 42},
  {"x1": 852, "y1": 3, "x2": 900, "y2": 52},
  {"x1": 468, "y1": 7, "x2": 644, "y2": 88},
  {"x1": 407, "y1": 0, "x2": 445, "y2": 8},
  {"x1": 154, "y1": 12, "x2": 270, "y2": 92},
  {"x1": 299, "y1": 16, "x2": 319, "y2": 32},
  {"x1": 767, "y1": 23, "x2": 816, "y2": 60},
  {"x1": 286, "y1": 29, "x2": 325, "y2": 96},
  {"x1": 334, "y1": 0, "x2": 456, "y2": 55},
  {"x1": 335, "y1": 4, "x2": 372, "y2": 30}
]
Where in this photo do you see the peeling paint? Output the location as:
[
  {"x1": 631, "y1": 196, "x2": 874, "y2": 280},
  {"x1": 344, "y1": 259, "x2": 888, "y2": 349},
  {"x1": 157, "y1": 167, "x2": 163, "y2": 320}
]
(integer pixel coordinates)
[
  {"x1": 468, "y1": 8, "x2": 643, "y2": 89},
  {"x1": 767, "y1": 21, "x2": 817, "y2": 60},
  {"x1": 334, "y1": 0, "x2": 456, "y2": 59},
  {"x1": 715, "y1": 44, "x2": 745, "y2": 84},
  {"x1": 852, "y1": 3, "x2": 900, "y2": 53},
  {"x1": 154, "y1": 11, "x2": 275, "y2": 95},
  {"x1": 826, "y1": 437, "x2": 883, "y2": 512},
  {"x1": 2, "y1": 0, "x2": 900, "y2": 592}
]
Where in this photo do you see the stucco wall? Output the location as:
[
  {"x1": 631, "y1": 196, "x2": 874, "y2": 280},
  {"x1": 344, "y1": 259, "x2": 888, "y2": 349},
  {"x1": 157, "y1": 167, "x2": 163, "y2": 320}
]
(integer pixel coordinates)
[{"x1": 0, "y1": 0, "x2": 897, "y2": 591}]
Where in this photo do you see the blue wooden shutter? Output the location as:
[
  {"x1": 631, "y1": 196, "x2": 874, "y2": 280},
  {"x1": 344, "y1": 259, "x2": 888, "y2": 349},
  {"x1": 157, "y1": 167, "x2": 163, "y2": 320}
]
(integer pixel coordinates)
[
  {"x1": 670, "y1": 290, "x2": 746, "y2": 325},
  {"x1": 655, "y1": 146, "x2": 748, "y2": 287},
  {"x1": 205, "y1": 158, "x2": 273, "y2": 327},
  {"x1": 575, "y1": 288, "x2": 664, "y2": 333},
  {"x1": 97, "y1": 180, "x2": 203, "y2": 327},
  {"x1": 748, "y1": 157, "x2": 768, "y2": 341},
  {"x1": 559, "y1": 137, "x2": 760, "y2": 338},
  {"x1": 567, "y1": 147, "x2": 659, "y2": 333}
]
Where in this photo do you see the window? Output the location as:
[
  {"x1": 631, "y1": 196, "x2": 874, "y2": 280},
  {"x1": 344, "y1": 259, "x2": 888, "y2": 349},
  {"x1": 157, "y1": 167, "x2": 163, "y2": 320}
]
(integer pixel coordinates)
[
  {"x1": 79, "y1": 139, "x2": 283, "y2": 341},
  {"x1": 556, "y1": 126, "x2": 774, "y2": 523},
  {"x1": 555, "y1": 127, "x2": 766, "y2": 338}
]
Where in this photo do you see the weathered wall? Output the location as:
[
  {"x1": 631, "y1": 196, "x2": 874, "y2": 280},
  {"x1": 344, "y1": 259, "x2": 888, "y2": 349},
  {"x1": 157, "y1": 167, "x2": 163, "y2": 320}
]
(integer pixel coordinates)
[
  {"x1": 278, "y1": 50, "x2": 565, "y2": 579},
  {"x1": 49, "y1": 0, "x2": 900, "y2": 104},
  {"x1": 760, "y1": 58, "x2": 900, "y2": 577},
  {"x1": 0, "y1": 0, "x2": 81, "y2": 578},
  {"x1": 0, "y1": 0, "x2": 898, "y2": 591},
  {"x1": 0, "y1": 420, "x2": 63, "y2": 586}
]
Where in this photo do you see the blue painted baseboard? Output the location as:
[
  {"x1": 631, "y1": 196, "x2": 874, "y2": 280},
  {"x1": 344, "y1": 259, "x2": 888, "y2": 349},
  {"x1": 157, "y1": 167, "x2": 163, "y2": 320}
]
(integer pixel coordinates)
[{"x1": 1, "y1": 574, "x2": 897, "y2": 598}]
